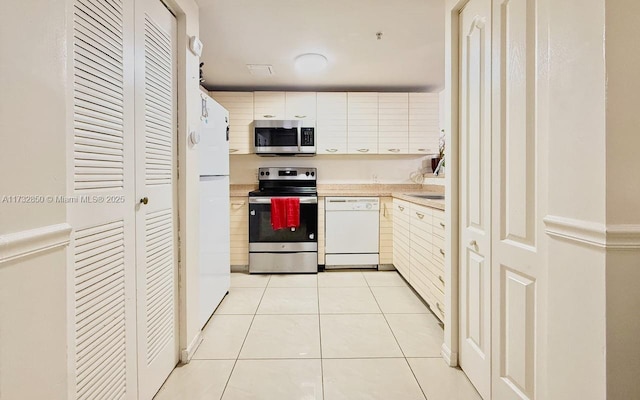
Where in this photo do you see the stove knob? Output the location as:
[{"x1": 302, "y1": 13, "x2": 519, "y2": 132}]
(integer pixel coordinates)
[
  {"x1": 305, "y1": 172, "x2": 310, "y2": 176},
  {"x1": 266, "y1": 171, "x2": 270, "y2": 176},
  {"x1": 260, "y1": 171, "x2": 264, "y2": 176},
  {"x1": 311, "y1": 172, "x2": 315, "y2": 176}
]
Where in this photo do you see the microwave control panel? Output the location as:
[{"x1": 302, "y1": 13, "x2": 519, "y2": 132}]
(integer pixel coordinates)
[{"x1": 301, "y1": 128, "x2": 315, "y2": 146}]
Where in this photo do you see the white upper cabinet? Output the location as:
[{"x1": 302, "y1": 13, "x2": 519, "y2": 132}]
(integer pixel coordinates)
[
  {"x1": 284, "y1": 92, "x2": 316, "y2": 126},
  {"x1": 347, "y1": 92, "x2": 379, "y2": 154},
  {"x1": 409, "y1": 93, "x2": 440, "y2": 154},
  {"x1": 378, "y1": 93, "x2": 409, "y2": 154},
  {"x1": 254, "y1": 91, "x2": 285, "y2": 120},
  {"x1": 316, "y1": 92, "x2": 348, "y2": 154},
  {"x1": 211, "y1": 91, "x2": 254, "y2": 154}
]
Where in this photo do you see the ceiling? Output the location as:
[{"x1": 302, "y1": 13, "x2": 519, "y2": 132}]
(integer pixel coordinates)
[{"x1": 196, "y1": 0, "x2": 445, "y2": 92}]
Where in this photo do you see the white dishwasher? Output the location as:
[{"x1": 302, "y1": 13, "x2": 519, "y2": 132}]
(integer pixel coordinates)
[{"x1": 325, "y1": 197, "x2": 380, "y2": 269}]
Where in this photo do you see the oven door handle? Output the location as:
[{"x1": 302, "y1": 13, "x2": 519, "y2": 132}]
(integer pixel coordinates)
[
  {"x1": 249, "y1": 197, "x2": 318, "y2": 204},
  {"x1": 297, "y1": 124, "x2": 302, "y2": 152}
]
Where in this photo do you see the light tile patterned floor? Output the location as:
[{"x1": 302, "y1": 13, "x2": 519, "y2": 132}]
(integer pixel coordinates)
[{"x1": 154, "y1": 270, "x2": 482, "y2": 400}]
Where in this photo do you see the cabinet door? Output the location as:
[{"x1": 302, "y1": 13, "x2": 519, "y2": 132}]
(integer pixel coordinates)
[
  {"x1": 379, "y1": 197, "x2": 394, "y2": 265},
  {"x1": 409, "y1": 93, "x2": 439, "y2": 154},
  {"x1": 347, "y1": 92, "x2": 378, "y2": 154},
  {"x1": 254, "y1": 91, "x2": 285, "y2": 120},
  {"x1": 229, "y1": 197, "x2": 248, "y2": 266},
  {"x1": 211, "y1": 91, "x2": 254, "y2": 154},
  {"x1": 285, "y1": 92, "x2": 316, "y2": 126},
  {"x1": 318, "y1": 196, "x2": 325, "y2": 265},
  {"x1": 316, "y1": 92, "x2": 348, "y2": 154},
  {"x1": 392, "y1": 199, "x2": 411, "y2": 280},
  {"x1": 378, "y1": 93, "x2": 409, "y2": 154}
]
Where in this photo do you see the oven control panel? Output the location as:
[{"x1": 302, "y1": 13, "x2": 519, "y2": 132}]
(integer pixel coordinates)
[{"x1": 258, "y1": 167, "x2": 317, "y2": 180}]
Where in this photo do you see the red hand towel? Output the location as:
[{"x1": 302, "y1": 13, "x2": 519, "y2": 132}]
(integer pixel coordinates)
[
  {"x1": 285, "y1": 198, "x2": 300, "y2": 229},
  {"x1": 270, "y1": 198, "x2": 301, "y2": 230},
  {"x1": 270, "y1": 198, "x2": 287, "y2": 230}
]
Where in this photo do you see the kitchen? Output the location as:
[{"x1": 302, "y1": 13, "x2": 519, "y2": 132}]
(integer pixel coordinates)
[{"x1": 180, "y1": 0, "x2": 460, "y2": 398}]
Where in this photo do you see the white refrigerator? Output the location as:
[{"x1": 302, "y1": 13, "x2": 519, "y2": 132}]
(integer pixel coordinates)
[{"x1": 198, "y1": 94, "x2": 231, "y2": 329}]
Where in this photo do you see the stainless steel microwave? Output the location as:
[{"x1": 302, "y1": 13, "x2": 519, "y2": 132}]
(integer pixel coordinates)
[{"x1": 254, "y1": 120, "x2": 316, "y2": 156}]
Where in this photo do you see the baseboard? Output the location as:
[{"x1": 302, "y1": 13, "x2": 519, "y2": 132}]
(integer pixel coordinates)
[
  {"x1": 378, "y1": 263, "x2": 397, "y2": 271},
  {"x1": 0, "y1": 223, "x2": 72, "y2": 265},
  {"x1": 231, "y1": 264, "x2": 248, "y2": 273},
  {"x1": 180, "y1": 331, "x2": 203, "y2": 364},
  {"x1": 441, "y1": 343, "x2": 458, "y2": 366}
]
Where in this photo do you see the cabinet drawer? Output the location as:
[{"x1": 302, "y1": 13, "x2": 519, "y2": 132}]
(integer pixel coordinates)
[
  {"x1": 432, "y1": 213, "x2": 445, "y2": 239},
  {"x1": 429, "y1": 281, "x2": 445, "y2": 321},
  {"x1": 432, "y1": 234, "x2": 445, "y2": 264}
]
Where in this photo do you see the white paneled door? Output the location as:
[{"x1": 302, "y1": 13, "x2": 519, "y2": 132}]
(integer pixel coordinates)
[
  {"x1": 491, "y1": 0, "x2": 541, "y2": 399},
  {"x1": 134, "y1": 0, "x2": 178, "y2": 399},
  {"x1": 458, "y1": 0, "x2": 492, "y2": 399}
]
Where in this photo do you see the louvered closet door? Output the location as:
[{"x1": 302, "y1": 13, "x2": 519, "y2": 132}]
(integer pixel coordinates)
[
  {"x1": 71, "y1": 0, "x2": 137, "y2": 399},
  {"x1": 134, "y1": 0, "x2": 178, "y2": 399}
]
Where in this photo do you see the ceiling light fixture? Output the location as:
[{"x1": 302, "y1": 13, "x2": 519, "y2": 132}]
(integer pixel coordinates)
[{"x1": 294, "y1": 53, "x2": 328, "y2": 74}]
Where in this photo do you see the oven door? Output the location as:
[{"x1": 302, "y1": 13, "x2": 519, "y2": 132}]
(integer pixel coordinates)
[{"x1": 249, "y1": 196, "x2": 318, "y2": 252}]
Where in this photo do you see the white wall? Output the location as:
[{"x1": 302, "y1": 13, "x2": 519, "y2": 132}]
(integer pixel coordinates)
[
  {"x1": 0, "y1": 1, "x2": 70, "y2": 399},
  {"x1": 604, "y1": 0, "x2": 640, "y2": 397},
  {"x1": 164, "y1": 0, "x2": 204, "y2": 361},
  {"x1": 544, "y1": 0, "x2": 607, "y2": 398},
  {"x1": 230, "y1": 154, "x2": 430, "y2": 184}
]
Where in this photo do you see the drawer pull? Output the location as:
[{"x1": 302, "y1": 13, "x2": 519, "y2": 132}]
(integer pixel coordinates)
[
  {"x1": 229, "y1": 148, "x2": 239, "y2": 153},
  {"x1": 418, "y1": 148, "x2": 427, "y2": 152},
  {"x1": 439, "y1": 248, "x2": 445, "y2": 256},
  {"x1": 436, "y1": 302, "x2": 444, "y2": 313},
  {"x1": 388, "y1": 148, "x2": 400, "y2": 153},
  {"x1": 357, "y1": 148, "x2": 370, "y2": 153},
  {"x1": 326, "y1": 148, "x2": 338, "y2": 153},
  {"x1": 416, "y1": 212, "x2": 424, "y2": 219},
  {"x1": 439, "y1": 222, "x2": 445, "y2": 228},
  {"x1": 263, "y1": 114, "x2": 275, "y2": 118},
  {"x1": 294, "y1": 115, "x2": 306, "y2": 118},
  {"x1": 438, "y1": 275, "x2": 445, "y2": 284},
  {"x1": 398, "y1": 205, "x2": 405, "y2": 211}
]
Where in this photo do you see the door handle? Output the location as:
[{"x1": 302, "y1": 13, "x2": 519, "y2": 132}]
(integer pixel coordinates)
[
  {"x1": 326, "y1": 148, "x2": 338, "y2": 153},
  {"x1": 439, "y1": 248, "x2": 445, "y2": 256},
  {"x1": 140, "y1": 197, "x2": 149, "y2": 205},
  {"x1": 357, "y1": 148, "x2": 370, "y2": 153},
  {"x1": 468, "y1": 240, "x2": 477, "y2": 248},
  {"x1": 439, "y1": 222, "x2": 445, "y2": 228},
  {"x1": 416, "y1": 212, "x2": 424, "y2": 219},
  {"x1": 398, "y1": 205, "x2": 405, "y2": 211},
  {"x1": 438, "y1": 275, "x2": 445, "y2": 285}
]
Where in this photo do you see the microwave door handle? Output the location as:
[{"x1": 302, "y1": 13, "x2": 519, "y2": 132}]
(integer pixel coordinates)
[{"x1": 297, "y1": 125, "x2": 301, "y2": 151}]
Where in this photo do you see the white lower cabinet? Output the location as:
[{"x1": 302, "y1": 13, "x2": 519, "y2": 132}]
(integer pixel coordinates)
[
  {"x1": 230, "y1": 197, "x2": 248, "y2": 266},
  {"x1": 392, "y1": 198, "x2": 446, "y2": 321}
]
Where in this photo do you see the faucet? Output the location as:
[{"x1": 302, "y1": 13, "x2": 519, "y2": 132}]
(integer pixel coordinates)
[{"x1": 434, "y1": 157, "x2": 445, "y2": 176}]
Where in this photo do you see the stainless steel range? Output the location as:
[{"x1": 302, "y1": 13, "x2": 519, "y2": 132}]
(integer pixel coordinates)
[{"x1": 248, "y1": 167, "x2": 318, "y2": 274}]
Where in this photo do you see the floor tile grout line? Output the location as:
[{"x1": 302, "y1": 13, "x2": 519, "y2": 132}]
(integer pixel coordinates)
[
  {"x1": 366, "y1": 280, "x2": 429, "y2": 400},
  {"x1": 317, "y1": 273, "x2": 326, "y2": 399},
  {"x1": 218, "y1": 279, "x2": 270, "y2": 400}
]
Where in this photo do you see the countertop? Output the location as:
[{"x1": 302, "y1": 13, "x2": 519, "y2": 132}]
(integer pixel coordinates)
[{"x1": 230, "y1": 184, "x2": 445, "y2": 210}]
